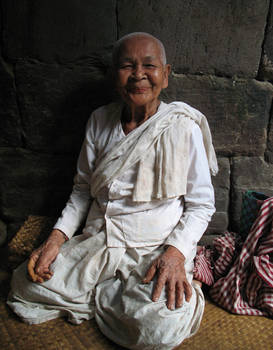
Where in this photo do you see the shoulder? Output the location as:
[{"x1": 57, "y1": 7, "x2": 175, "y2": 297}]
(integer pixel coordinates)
[
  {"x1": 167, "y1": 101, "x2": 204, "y2": 118},
  {"x1": 165, "y1": 100, "x2": 205, "y2": 130},
  {"x1": 162, "y1": 101, "x2": 198, "y2": 127},
  {"x1": 165, "y1": 100, "x2": 201, "y2": 112},
  {"x1": 88, "y1": 102, "x2": 122, "y2": 126},
  {"x1": 85, "y1": 102, "x2": 122, "y2": 139}
]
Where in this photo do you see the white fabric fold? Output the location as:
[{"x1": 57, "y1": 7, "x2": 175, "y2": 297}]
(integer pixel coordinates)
[{"x1": 91, "y1": 101, "x2": 218, "y2": 202}]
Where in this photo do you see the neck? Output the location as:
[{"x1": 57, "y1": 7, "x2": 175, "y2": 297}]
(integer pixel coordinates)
[{"x1": 121, "y1": 100, "x2": 160, "y2": 134}]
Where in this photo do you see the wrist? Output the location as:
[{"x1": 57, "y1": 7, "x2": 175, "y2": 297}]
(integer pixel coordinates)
[
  {"x1": 49, "y1": 229, "x2": 68, "y2": 246},
  {"x1": 164, "y1": 245, "x2": 185, "y2": 262}
]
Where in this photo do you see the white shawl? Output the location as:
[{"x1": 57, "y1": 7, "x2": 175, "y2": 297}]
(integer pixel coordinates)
[{"x1": 90, "y1": 101, "x2": 218, "y2": 201}]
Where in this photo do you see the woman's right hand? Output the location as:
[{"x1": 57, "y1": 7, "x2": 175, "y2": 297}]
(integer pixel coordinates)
[{"x1": 27, "y1": 229, "x2": 67, "y2": 283}]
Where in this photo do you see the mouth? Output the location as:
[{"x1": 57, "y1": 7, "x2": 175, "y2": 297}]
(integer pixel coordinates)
[{"x1": 128, "y1": 87, "x2": 150, "y2": 94}]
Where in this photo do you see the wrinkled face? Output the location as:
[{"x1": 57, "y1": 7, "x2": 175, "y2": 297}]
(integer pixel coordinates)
[{"x1": 114, "y1": 36, "x2": 170, "y2": 108}]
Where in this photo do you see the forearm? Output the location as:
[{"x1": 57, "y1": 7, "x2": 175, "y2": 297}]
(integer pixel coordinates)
[
  {"x1": 165, "y1": 124, "x2": 216, "y2": 260},
  {"x1": 165, "y1": 202, "x2": 214, "y2": 260},
  {"x1": 54, "y1": 183, "x2": 92, "y2": 239}
]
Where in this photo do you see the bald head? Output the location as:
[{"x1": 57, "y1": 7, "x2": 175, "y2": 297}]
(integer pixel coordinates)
[{"x1": 112, "y1": 32, "x2": 167, "y2": 66}]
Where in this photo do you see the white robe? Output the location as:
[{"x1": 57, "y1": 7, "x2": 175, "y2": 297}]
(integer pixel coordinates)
[{"x1": 7, "y1": 101, "x2": 215, "y2": 350}]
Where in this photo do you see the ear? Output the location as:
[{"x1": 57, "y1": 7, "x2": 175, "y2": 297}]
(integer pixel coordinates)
[{"x1": 162, "y1": 64, "x2": 171, "y2": 89}]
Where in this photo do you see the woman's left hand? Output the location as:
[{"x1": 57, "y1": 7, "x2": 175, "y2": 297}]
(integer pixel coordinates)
[{"x1": 143, "y1": 245, "x2": 192, "y2": 310}]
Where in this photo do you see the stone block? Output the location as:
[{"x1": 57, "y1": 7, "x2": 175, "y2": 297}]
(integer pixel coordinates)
[
  {"x1": 2, "y1": 0, "x2": 117, "y2": 62},
  {"x1": 0, "y1": 58, "x2": 22, "y2": 147},
  {"x1": 118, "y1": 0, "x2": 269, "y2": 77},
  {"x1": 0, "y1": 148, "x2": 76, "y2": 221},
  {"x1": 162, "y1": 75, "x2": 273, "y2": 156},
  {"x1": 230, "y1": 157, "x2": 273, "y2": 230},
  {"x1": 207, "y1": 212, "x2": 229, "y2": 234},
  {"x1": 15, "y1": 59, "x2": 113, "y2": 154},
  {"x1": 207, "y1": 157, "x2": 230, "y2": 233},
  {"x1": 212, "y1": 158, "x2": 230, "y2": 211}
]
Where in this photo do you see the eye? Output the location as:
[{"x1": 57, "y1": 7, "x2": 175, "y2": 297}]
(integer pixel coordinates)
[
  {"x1": 119, "y1": 63, "x2": 133, "y2": 69},
  {"x1": 144, "y1": 64, "x2": 156, "y2": 68}
]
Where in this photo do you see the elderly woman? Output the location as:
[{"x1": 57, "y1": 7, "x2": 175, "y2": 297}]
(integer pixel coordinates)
[{"x1": 7, "y1": 32, "x2": 217, "y2": 350}]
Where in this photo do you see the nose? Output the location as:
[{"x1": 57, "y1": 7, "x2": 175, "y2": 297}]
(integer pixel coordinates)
[{"x1": 132, "y1": 64, "x2": 145, "y2": 80}]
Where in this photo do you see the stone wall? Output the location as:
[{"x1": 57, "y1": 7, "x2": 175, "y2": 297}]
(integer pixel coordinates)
[{"x1": 1, "y1": 0, "x2": 273, "y2": 242}]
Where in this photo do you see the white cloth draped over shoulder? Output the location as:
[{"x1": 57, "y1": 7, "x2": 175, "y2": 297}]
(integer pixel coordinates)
[{"x1": 91, "y1": 101, "x2": 218, "y2": 202}]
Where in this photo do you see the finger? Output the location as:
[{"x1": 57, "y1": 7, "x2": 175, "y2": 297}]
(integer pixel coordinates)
[
  {"x1": 41, "y1": 272, "x2": 53, "y2": 281},
  {"x1": 184, "y1": 281, "x2": 192, "y2": 302},
  {"x1": 34, "y1": 268, "x2": 53, "y2": 283},
  {"x1": 167, "y1": 278, "x2": 176, "y2": 310},
  {"x1": 36, "y1": 275, "x2": 45, "y2": 283},
  {"x1": 175, "y1": 281, "x2": 184, "y2": 308},
  {"x1": 35, "y1": 247, "x2": 59, "y2": 277},
  {"x1": 35, "y1": 254, "x2": 52, "y2": 276},
  {"x1": 37, "y1": 267, "x2": 53, "y2": 278},
  {"x1": 143, "y1": 263, "x2": 157, "y2": 283},
  {"x1": 28, "y1": 262, "x2": 52, "y2": 284},
  {"x1": 35, "y1": 265, "x2": 47, "y2": 276},
  {"x1": 152, "y1": 272, "x2": 167, "y2": 302},
  {"x1": 42, "y1": 268, "x2": 53, "y2": 276},
  {"x1": 27, "y1": 255, "x2": 39, "y2": 282}
]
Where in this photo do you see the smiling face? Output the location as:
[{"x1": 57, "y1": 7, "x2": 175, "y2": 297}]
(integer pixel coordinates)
[{"x1": 114, "y1": 35, "x2": 170, "y2": 111}]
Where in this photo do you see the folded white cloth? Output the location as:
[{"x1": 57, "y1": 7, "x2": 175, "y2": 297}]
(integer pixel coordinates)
[{"x1": 91, "y1": 101, "x2": 218, "y2": 201}]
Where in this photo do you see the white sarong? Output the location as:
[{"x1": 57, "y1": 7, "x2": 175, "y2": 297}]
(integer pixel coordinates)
[{"x1": 8, "y1": 230, "x2": 204, "y2": 350}]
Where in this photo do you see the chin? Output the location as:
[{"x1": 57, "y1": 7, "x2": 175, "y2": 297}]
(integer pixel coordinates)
[{"x1": 126, "y1": 95, "x2": 156, "y2": 107}]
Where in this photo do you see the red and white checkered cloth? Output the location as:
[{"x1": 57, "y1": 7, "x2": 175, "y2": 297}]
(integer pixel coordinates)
[
  {"x1": 213, "y1": 231, "x2": 237, "y2": 280},
  {"x1": 193, "y1": 246, "x2": 214, "y2": 286},
  {"x1": 210, "y1": 197, "x2": 273, "y2": 317}
]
